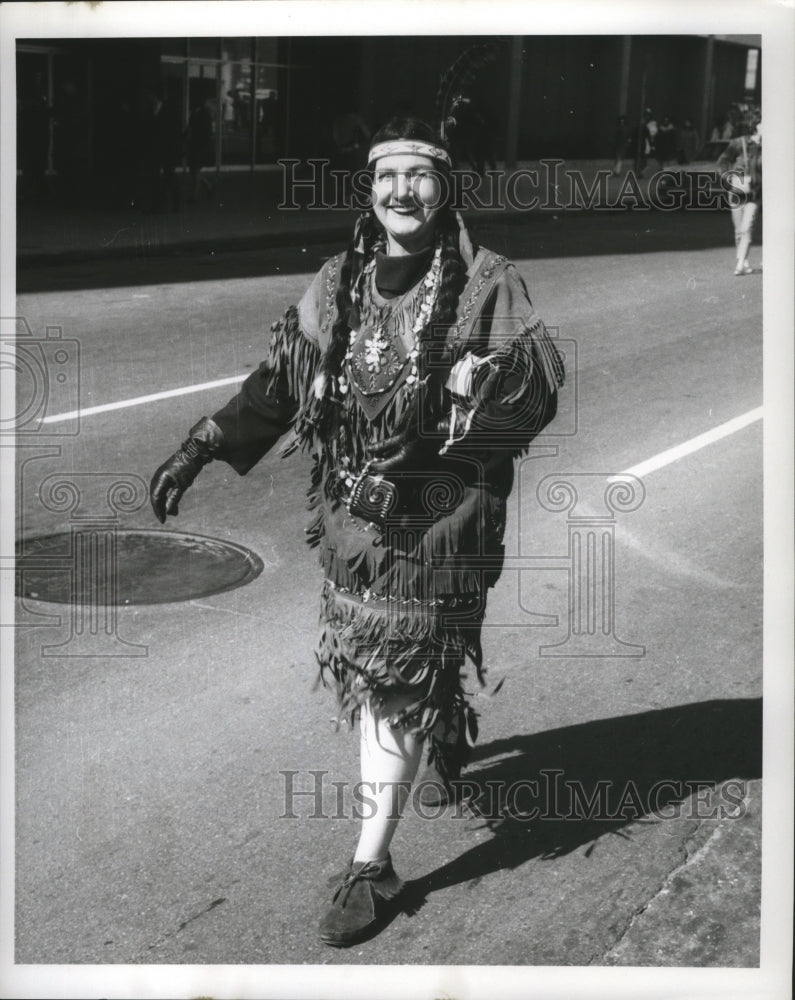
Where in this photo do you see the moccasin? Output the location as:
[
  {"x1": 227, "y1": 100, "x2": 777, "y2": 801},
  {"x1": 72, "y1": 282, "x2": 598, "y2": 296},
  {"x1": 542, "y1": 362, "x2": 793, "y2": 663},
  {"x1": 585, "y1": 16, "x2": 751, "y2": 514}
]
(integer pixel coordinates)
[{"x1": 319, "y1": 855, "x2": 403, "y2": 946}]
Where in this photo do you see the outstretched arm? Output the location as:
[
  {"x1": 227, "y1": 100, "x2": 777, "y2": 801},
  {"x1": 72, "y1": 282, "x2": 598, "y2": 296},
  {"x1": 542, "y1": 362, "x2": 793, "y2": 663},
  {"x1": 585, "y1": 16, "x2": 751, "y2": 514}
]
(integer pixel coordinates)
[
  {"x1": 149, "y1": 253, "x2": 335, "y2": 524},
  {"x1": 210, "y1": 305, "x2": 322, "y2": 475}
]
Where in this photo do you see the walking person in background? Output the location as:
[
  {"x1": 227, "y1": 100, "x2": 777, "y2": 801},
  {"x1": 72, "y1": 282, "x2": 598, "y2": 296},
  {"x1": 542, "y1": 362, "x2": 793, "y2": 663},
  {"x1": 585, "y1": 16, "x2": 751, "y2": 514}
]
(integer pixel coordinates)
[
  {"x1": 611, "y1": 114, "x2": 633, "y2": 176},
  {"x1": 185, "y1": 98, "x2": 216, "y2": 203},
  {"x1": 655, "y1": 115, "x2": 677, "y2": 169},
  {"x1": 149, "y1": 115, "x2": 564, "y2": 948},
  {"x1": 645, "y1": 109, "x2": 658, "y2": 166},
  {"x1": 677, "y1": 118, "x2": 700, "y2": 164},
  {"x1": 633, "y1": 111, "x2": 652, "y2": 176},
  {"x1": 717, "y1": 108, "x2": 761, "y2": 276}
]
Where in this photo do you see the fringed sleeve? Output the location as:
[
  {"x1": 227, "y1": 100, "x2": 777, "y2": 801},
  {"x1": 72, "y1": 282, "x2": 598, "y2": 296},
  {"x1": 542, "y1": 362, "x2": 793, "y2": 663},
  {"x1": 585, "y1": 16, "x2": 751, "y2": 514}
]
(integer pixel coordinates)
[
  {"x1": 210, "y1": 255, "x2": 343, "y2": 474},
  {"x1": 210, "y1": 306, "x2": 321, "y2": 474},
  {"x1": 444, "y1": 264, "x2": 565, "y2": 465}
]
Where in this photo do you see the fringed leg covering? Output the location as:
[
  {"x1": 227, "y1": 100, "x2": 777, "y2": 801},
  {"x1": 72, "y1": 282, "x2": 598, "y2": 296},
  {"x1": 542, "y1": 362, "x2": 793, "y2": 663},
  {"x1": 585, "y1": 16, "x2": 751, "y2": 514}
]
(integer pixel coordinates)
[{"x1": 316, "y1": 582, "x2": 485, "y2": 771}]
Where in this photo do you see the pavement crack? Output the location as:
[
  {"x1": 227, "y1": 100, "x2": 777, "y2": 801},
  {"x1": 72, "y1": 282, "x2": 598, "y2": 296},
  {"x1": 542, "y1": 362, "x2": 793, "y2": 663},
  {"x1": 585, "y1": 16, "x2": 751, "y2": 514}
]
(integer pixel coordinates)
[
  {"x1": 592, "y1": 816, "x2": 723, "y2": 965},
  {"x1": 142, "y1": 895, "x2": 229, "y2": 955},
  {"x1": 176, "y1": 896, "x2": 227, "y2": 932}
]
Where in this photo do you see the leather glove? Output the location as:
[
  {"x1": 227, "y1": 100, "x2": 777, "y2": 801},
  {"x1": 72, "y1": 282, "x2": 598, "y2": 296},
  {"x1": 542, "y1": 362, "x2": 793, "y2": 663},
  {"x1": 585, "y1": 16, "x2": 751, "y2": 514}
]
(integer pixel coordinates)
[{"x1": 150, "y1": 416, "x2": 224, "y2": 523}]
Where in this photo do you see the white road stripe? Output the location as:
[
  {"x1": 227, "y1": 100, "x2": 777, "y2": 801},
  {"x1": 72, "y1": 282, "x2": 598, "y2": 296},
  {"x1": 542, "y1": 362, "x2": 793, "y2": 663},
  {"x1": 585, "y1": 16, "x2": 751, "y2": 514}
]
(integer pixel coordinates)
[
  {"x1": 619, "y1": 406, "x2": 763, "y2": 478},
  {"x1": 40, "y1": 376, "x2": 762, "y2": 481},
  {"x1": 40, "y1": 375, "x2": 247, "y2": 423}
]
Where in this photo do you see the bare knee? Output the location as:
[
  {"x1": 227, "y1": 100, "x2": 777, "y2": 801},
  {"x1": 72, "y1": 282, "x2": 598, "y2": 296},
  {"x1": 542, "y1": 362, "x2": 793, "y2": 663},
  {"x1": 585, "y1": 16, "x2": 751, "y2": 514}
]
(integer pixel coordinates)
[{"x1": 361, "y1": 693, "x2": 424, "y2": 755}]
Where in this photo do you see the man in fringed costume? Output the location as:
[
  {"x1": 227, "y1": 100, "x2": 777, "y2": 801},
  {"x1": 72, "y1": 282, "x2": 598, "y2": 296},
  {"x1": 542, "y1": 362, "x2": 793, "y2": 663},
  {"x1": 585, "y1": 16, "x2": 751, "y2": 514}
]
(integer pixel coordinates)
[{"x1": 151, "y1": 117, "x2": 564, "y2": 946}]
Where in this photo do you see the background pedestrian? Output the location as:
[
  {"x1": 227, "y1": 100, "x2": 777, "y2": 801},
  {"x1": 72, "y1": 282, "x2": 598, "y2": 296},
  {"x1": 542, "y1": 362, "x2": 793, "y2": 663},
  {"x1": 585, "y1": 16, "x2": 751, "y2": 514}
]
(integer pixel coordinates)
[
  {"x1": 612, "y1": 114, "x2": 633, "y2": 175},
  {"x1": 717, "y1": 107, "x2": 761, "y2": 275},
  {"x1": 655, "y1": 115, "x2": 677, "y2": 168},
  {"x1": 678, "y1": 118, "x2": 700, "y2": 164},
  {"x1": 186, "y1": 98, "x2": 216, "y2": 202}
]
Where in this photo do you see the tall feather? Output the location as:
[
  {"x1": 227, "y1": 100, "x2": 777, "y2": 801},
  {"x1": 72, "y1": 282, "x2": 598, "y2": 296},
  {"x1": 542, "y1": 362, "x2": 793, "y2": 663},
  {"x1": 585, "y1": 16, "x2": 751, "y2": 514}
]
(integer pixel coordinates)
[{"x1": 435, "y1": 42, "x2": 498, "y2": 140}]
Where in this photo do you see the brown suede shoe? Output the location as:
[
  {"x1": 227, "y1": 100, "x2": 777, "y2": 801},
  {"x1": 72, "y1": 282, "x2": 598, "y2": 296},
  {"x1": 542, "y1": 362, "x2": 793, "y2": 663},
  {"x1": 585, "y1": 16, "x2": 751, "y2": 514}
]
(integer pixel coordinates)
[{"x1": 319, "y1": 855, "x2": 404, "y2": 947}]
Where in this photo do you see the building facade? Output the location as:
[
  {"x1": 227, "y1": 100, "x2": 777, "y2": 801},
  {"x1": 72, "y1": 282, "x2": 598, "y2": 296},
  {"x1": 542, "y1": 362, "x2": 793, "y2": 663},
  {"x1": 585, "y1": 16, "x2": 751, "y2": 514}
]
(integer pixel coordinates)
[{"x1": 16, "y1": 34, "x2": 761, "y2": 179}]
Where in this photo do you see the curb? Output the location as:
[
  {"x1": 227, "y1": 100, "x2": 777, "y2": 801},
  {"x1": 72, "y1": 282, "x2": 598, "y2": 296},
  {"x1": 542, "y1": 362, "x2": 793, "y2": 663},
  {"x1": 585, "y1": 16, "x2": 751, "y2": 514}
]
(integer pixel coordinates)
[
  {"x1": 15, "y1": 208, "x2": 632, "y2": 269},
  {"x1": 16, "y1": 224, "x2": 356, "y2": 269}
]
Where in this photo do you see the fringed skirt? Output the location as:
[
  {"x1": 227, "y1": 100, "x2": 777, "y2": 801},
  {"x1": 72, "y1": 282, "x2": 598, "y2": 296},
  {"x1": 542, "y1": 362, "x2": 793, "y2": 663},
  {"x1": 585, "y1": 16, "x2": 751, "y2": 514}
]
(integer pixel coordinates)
[{"x1": 316, "y1": 580, "x2": 486, "y2": 777}]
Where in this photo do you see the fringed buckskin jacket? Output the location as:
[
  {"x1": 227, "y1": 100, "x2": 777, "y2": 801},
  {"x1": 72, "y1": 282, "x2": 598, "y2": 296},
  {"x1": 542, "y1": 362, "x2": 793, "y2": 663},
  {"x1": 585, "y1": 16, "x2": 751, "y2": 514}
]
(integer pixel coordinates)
[{"x1": 209, "y1": 244, "x2": 564, "y2": 751}]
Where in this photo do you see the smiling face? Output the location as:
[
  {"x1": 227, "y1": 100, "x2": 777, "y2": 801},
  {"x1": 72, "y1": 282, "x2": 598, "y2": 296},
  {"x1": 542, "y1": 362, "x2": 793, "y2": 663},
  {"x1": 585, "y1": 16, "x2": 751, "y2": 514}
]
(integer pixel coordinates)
[{"x1": 371, "y1": 153, "x2": 444, "y2": 255}]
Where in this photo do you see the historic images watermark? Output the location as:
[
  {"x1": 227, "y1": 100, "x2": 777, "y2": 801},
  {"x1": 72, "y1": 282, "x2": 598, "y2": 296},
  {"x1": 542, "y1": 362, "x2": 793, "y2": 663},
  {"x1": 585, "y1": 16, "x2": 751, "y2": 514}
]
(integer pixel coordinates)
[
  {"x1": 0, "y1": 318, "x2": 80, "y2": 437},
  {"x1": 2, "y1": 316, "x2": 149, "y2": 656},
  {"x1": 352, "y1": 319, "x2": 642, "y2": 658},
  {"x1": 278, "y1": 159, "x2": 752, "y2": 213},
  {"x1": 15, "y1": 471, "x2": 150, "y2": 657},
  {"x1": 4, "y1": 302, "x2": 636, "y2": 663},
  {"x1": 279, "y1": 769, "x2": 749, "y2": 822}
]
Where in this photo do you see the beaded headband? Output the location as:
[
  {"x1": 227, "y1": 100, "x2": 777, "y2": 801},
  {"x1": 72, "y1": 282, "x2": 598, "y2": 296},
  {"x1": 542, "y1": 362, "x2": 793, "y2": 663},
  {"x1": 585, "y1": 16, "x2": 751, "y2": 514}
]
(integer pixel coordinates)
[{"x1": 367, "y1": 140, "x2": 452, "y2": 168}]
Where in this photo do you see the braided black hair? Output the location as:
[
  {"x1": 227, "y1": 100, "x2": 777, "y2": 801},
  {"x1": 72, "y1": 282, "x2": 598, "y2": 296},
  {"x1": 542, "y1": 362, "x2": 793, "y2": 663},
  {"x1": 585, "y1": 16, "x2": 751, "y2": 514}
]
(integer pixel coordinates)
[
  {"x1": 316, "y1": 117, "x2": 468, "y2": 441},
  {"x1": 415, "y1": 206, "x2": 467, "y2": 431}
]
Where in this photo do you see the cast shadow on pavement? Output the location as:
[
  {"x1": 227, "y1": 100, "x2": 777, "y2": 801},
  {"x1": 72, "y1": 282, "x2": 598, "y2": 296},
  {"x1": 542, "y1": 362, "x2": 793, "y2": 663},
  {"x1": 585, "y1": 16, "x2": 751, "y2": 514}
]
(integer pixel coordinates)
[{"x1": 399, "y1": 697, "x2": 761, "y2": 912}]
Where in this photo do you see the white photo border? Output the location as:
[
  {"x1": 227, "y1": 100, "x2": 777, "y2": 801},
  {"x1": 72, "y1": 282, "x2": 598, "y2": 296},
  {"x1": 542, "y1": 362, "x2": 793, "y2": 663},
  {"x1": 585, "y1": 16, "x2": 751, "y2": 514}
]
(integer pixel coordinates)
[{"x1": 1, "y1": 2, "x2": 792, "y2": 998}]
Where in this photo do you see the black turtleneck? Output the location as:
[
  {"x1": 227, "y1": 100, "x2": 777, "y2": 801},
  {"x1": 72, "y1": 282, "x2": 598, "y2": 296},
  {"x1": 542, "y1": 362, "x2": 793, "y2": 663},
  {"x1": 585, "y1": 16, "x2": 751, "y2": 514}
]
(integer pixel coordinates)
[{"x1": 374, "y1": 246, "x2": 435, "y2": 299}]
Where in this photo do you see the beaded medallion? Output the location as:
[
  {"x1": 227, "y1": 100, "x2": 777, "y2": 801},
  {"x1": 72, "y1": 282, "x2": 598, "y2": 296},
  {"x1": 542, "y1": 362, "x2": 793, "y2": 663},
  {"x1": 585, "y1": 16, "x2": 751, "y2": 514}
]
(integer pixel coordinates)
[{"x1": 340, "y1": 244, "x2": 442, "y2": 421}]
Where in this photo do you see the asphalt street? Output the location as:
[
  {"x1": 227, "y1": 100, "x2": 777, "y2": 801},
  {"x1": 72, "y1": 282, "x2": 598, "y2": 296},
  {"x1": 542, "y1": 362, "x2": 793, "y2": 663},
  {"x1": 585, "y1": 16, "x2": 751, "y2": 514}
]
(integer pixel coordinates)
[{"x1": 13, "y1": 209, "x2": 764, "y2": 969}]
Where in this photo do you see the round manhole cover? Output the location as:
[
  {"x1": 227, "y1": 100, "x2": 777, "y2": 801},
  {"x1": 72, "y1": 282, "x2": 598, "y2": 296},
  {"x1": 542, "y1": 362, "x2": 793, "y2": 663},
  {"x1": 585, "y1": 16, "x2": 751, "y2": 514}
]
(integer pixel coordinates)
[{"x1": 15, "y1": 529, "x2": 264, "y2": 605}]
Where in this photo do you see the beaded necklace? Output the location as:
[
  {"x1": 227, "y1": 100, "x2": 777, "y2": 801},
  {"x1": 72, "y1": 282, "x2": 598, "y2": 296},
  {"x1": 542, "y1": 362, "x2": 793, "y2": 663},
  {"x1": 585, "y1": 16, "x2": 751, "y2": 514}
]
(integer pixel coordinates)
[{"x1": 337, "y1": 243, "x2": 443, "y2": 398}]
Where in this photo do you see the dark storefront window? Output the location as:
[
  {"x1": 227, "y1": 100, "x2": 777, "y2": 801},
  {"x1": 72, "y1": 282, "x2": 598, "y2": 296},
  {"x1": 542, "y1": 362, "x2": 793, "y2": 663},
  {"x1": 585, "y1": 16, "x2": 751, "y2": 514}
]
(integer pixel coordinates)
[
  {"x1": 161, "y1": 58, "x2": 186, "y2": 118},
  {"x1": 160, "y1": 39, "x2": 187, "y2": 58},
  {"x1": 187, "y1": 60, "x2": 219, "y2": 166},
  {"x1": 17, "y1": 49, "x2": 52, "y2": 178},
  {"x1": 744, "y1": 48, "x2": 759, "y2": 93},
  {"x1": 188, "y1": 38, "x2": 220, "y2": 60},
  {"x1": 220, "y1": 58, "x2": 253, "y2": 165},
  {"x1": 256, "y1": 37, "x2": 279, "y2": 63},
  {"x1": 160, "y1": 37, "x2": 291, "y2": 167},
  {"x1": 188, "y1": 60, "x2": 218, "y2": 111},
  {"x1": 254, "y1": 63, "x2": 281, "y2": 163},
  {"x1": 221, "y1": 37, "x2": 252, "y2": 62}
]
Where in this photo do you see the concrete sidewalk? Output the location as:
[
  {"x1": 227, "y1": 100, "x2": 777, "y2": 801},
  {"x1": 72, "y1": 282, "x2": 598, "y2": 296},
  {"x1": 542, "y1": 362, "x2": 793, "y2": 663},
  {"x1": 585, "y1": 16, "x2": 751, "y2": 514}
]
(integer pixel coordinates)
[
  {"x1": 15, "y1": 159, "x2": 679, "y2": 266},
  {"x1": 15, "y1": 166, "x2": 354, "y2": 266}
]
